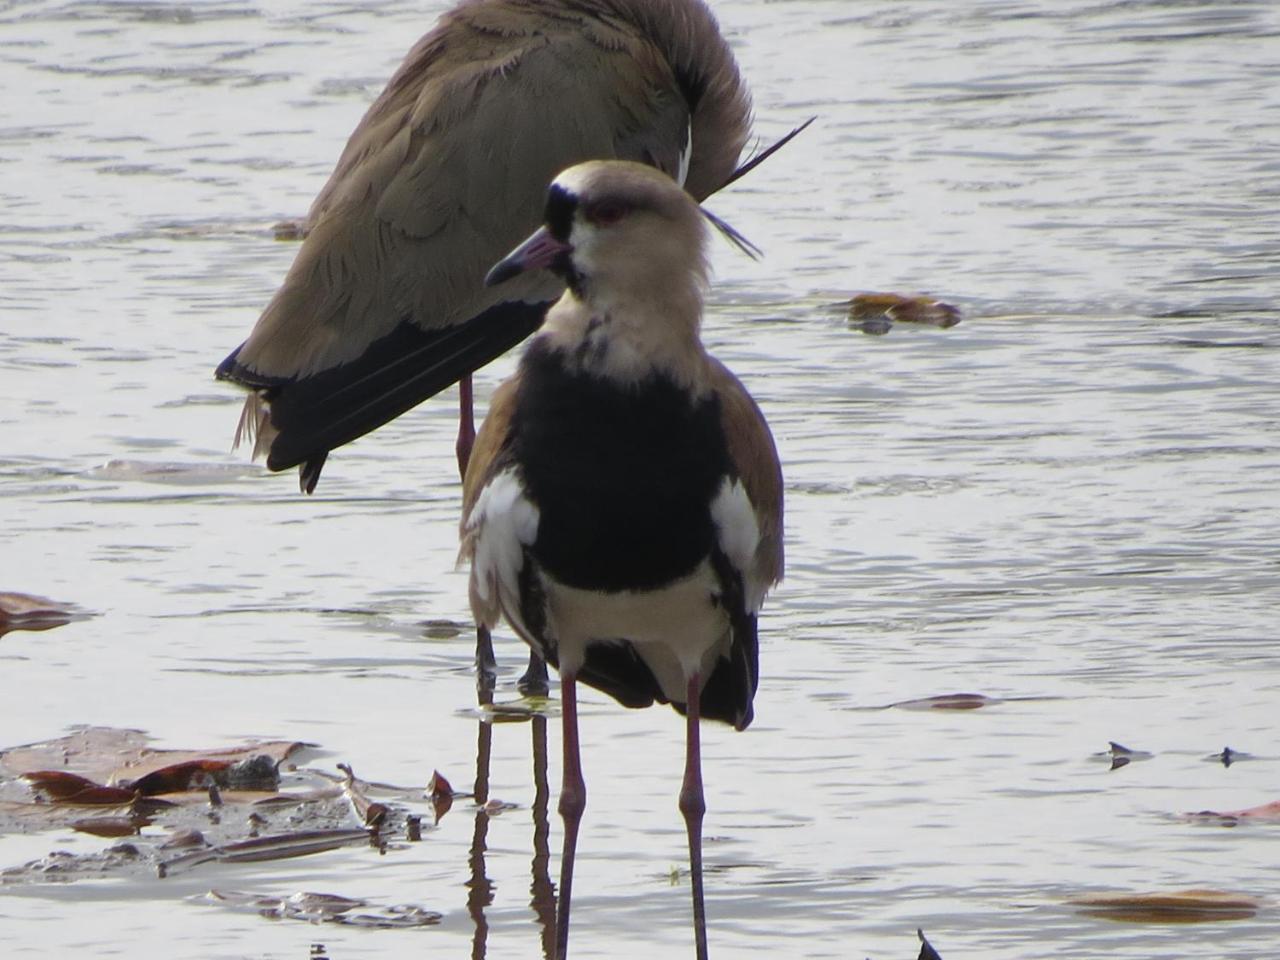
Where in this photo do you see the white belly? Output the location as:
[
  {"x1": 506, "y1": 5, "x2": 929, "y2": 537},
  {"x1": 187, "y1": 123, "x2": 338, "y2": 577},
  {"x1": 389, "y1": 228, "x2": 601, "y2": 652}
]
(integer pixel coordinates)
[{"x1": 543, "y1": 558, "x2": 731, "y2": 703}]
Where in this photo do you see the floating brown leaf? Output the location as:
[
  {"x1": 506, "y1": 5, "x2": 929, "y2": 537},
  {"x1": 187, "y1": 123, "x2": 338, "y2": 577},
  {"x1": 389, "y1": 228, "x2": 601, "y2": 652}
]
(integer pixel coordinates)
[
  {"x1": 427, "y1": 770, "x2": 454, "y2": 822},
  {"x1": 23, "y1": 771, "x2": 140, "y2": 805},
  {"x1": 127, "y1": 759, "x2": 234, "y2": 796},
  {"x1": 846, "y1": 292, "x2": 962, "y2": 335},
  {"x1": 0, "y1": 726, "x2": 304, "y2": 788}
]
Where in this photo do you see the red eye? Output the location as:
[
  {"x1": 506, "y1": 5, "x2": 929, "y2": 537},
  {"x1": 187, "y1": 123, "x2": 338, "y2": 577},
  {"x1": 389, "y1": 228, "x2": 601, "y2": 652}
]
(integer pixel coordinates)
[{"x1": 588, "y1": 198, "x2": 628, "y2": 226}]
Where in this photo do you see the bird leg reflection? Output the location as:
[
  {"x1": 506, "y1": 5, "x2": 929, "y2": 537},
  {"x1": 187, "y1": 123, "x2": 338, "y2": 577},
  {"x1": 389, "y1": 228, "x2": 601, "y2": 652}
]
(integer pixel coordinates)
[
  {"x1": 467, "y1": 691, "x2": 494, "y2": 960},
  {"x1": 530, "y1": 715, "x2": 556, "y2": 958},
  {"x1": 679, "y1": 673, "x2": 709, "y2": 960},
  {"x1": 464, "y1": 692, "x2": 555, "y2": 960},
  {"x1": 554, "y1": 670, "x2": 586, "y2": 960}
]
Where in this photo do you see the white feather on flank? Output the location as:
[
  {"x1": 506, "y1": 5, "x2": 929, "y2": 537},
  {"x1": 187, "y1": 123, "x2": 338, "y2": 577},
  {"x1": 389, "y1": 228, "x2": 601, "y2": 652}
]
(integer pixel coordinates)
[
  {"x1": 710, "y1": 476, "x2": 766, "y2": 611},
  {"x1": 462, "y1": 468, "x2": 540, "y2": 626}
]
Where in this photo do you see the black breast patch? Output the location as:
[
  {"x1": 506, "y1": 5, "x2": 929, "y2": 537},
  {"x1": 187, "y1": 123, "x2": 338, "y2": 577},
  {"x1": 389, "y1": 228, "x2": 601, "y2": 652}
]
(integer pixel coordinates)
[{"x1": 511, "y1": 338, "x2": 730, "y2": 593}]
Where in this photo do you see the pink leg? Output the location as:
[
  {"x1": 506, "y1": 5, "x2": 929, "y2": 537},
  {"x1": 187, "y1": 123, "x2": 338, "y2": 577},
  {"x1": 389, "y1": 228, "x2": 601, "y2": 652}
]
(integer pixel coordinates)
[
  {"x1": 555, "y1": 670, "x2": 587, "y2": 960},
  {"x1": 679, "y1": 673, "x2": 709, "y2": 960}
]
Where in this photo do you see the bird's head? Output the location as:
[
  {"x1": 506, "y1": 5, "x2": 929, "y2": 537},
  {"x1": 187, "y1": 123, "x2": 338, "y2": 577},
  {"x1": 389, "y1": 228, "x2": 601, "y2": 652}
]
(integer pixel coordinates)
[{"x1": 485, "y1": 161, "x2": 711, "y2": 304}]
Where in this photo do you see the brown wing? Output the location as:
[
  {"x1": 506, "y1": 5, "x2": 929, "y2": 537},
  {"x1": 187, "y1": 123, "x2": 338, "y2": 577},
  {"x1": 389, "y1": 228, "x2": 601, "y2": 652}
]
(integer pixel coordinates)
[
  {"x1": 708, "y1": 356, "x2": 784, "y2": 592},
  {"x1": 458, "y1": 370, "x2": 523, "y2": 629},
  {"x1": 216, "y1": 0, "x2": 750, "y2": 487},
  {"x1": 461, "y1": 373, "x2": 521, "y2": 520}
]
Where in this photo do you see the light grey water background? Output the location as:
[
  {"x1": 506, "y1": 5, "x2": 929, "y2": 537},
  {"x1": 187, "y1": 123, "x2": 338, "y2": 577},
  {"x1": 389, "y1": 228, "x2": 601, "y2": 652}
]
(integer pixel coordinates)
[{"x1": 2, "y1": 0, "x2": 1278, "y2": 957}]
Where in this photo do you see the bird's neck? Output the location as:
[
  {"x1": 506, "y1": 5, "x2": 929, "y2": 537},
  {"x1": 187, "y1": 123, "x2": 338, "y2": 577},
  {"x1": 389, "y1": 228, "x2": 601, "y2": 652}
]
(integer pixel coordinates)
[{"x1": 540, "y1": 283, "x2": 709, "y2": 395}]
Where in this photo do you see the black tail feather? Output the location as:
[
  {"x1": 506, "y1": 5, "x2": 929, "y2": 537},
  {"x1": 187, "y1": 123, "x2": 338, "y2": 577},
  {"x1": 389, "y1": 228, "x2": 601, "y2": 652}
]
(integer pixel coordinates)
[{"x1": 215, "y1": 298, "x2": 551, "y2": 482}]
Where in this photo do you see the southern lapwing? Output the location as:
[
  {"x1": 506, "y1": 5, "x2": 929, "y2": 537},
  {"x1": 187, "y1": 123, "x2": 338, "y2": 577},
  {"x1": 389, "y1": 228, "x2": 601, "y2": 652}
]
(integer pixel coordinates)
[{"x1": 461, "y1": 160, "x2": 783, "y2": 959}]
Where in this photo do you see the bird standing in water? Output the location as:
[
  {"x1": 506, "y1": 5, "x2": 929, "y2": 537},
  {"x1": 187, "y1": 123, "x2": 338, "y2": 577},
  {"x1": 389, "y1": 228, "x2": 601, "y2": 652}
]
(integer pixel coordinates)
[
  {"x1": 461, "y1": 160, "x2": 784, "y2": 959},
  {"x1": 213, "y1": 0, "x2": 754, "y2": 694}
]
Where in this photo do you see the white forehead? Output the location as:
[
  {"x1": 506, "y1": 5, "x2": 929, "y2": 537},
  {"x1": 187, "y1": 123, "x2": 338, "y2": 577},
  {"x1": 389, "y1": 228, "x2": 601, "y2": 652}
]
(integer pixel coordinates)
[{"x1": 551, "y1": 164, "x2": 595, "y2": 198}]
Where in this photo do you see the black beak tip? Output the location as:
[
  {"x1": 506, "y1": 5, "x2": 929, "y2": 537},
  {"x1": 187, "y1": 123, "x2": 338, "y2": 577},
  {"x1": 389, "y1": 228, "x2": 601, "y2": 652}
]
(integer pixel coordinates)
[{"x1": 483, "y1": 259, "x2": 518, "y2": 288}]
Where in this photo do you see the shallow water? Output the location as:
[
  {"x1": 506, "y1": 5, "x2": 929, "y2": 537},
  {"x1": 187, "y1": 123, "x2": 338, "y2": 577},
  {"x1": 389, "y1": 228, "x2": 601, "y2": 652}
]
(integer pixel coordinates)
[{"x1": 1, "y1": 0, "x2": 1278, "y2": 957}]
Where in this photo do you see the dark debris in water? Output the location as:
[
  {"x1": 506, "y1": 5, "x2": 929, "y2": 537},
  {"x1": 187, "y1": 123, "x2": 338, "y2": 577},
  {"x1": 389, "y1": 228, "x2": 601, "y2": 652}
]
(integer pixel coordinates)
[
  {"x1": 1211, "y1": 746, "x2": 1250, "y2": 767},
  {"x1": 1098, "y1": 741, "x2": 1154, "y2": 771},
  {"x1": 0, "y1": 727, "x2": 470, "y2": 887}
]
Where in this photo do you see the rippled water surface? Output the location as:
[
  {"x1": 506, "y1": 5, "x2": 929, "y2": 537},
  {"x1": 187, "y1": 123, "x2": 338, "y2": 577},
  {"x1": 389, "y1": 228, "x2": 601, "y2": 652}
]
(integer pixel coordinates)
[{"x1": 1, "y1": 1, "x2": 1278, "y2": 957}]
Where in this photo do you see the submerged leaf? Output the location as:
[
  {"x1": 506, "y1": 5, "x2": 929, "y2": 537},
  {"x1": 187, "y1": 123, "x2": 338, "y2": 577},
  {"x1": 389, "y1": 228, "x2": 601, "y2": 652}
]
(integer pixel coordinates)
[
  {"x1": 889, "y1": 693, "x2": 999, "y2": 711},
  {"x1": 1070, "y1": 888, "x2": 1259, "y2": 923},
  {"x1": 201, "y1": 888, "x2": 442, "y2": 928},
  {"x1": 0, "y1": 591, "x2": 90, "y2": 637},
  {"x1": 1182, "y1": 799, "x2": 1280, "y2": 824},
  {"x1": 160, "y1": 828, "x2": 376, "y2": 877}
]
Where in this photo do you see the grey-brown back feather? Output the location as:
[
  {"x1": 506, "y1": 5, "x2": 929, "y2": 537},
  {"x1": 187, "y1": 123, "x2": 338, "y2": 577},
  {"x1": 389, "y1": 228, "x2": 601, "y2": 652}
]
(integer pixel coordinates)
[{"x1": 234, "y1": 0, "x2": 749, "y2": 383}]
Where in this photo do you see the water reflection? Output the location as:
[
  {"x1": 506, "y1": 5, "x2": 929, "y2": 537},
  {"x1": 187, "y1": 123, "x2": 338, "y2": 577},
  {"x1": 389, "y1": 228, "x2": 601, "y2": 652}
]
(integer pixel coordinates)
[
  {"x1": 528, "y1": 716, "x2": 558, "y2": 959},
  {"x1": 464, "y1": 689, "x2": 556, "y2": 960},
  {"x1": 467, "y1": 700, "x2": 495, "y2": 959},
  {"x1": 2, "y1": 0, "x2": 1279, "y2": 956}
]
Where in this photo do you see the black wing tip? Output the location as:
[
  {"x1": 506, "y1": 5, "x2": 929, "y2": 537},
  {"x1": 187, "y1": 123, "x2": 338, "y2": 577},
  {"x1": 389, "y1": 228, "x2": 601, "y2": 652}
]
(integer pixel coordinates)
[
  {"x1": 299, "y1": 453, "x2": 327, "y2": 494},
  {"x1": 241, "y1": 302, "x2": 551, "y2": 487},
  {"x1": 215, "y1": 344, "x2": 290, "y2": 391},
  {"x1": 214, "y1": 344, "x2": 244, "y2": 382}
]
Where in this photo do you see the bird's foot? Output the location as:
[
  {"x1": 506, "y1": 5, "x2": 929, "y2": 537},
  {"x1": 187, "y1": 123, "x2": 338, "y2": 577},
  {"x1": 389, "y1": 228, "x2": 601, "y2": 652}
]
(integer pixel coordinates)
[{"x1": 517, "y1": 653, "x2": 550, "y2": 698}]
